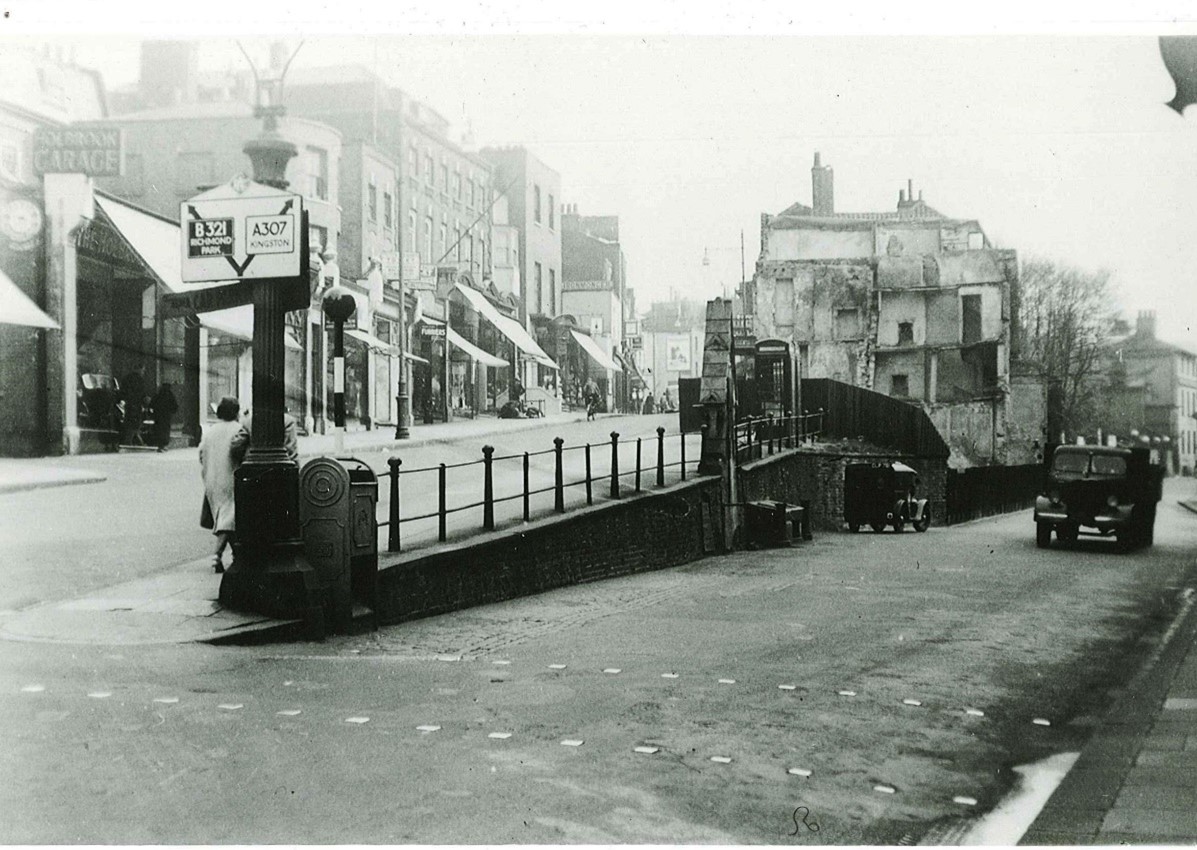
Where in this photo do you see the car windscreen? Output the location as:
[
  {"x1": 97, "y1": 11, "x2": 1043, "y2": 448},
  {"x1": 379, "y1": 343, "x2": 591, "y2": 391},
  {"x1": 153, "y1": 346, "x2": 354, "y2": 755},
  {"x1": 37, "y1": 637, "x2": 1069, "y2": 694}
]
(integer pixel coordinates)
[
  {"x1": 1090, "y1": 455, "x2": 1127, "y2": 476},
  {"x1": 1051, "y1": 452, "x2": 1089, "y2": 474}
]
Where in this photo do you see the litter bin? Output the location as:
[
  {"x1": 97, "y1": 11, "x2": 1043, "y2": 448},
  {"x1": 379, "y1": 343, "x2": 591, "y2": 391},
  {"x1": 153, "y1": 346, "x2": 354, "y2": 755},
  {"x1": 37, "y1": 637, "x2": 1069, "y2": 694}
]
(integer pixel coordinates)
[
  {"x1": 299, "y1": 457, "x2": 378, "y2": 633},
  {"x1": 744, "y1": 499, "x2": 807, "y2": 548}
]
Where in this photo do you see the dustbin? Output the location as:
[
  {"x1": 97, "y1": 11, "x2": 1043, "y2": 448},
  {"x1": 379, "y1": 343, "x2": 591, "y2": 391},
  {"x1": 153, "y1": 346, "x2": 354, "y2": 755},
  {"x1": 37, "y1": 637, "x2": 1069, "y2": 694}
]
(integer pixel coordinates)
[
  {"x1": 299, "y1": 457, "x2": 378, "y2": 633},
  {"x1": 744, "y1": 499, "x2": 806, "y2": 548}
]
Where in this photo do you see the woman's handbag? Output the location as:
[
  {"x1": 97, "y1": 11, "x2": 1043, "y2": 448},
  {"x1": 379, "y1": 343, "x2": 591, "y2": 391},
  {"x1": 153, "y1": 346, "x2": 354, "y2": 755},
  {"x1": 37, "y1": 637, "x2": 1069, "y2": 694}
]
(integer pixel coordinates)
[{"x1": 200, "y1": 495, "x2": 214, "y2": 530}]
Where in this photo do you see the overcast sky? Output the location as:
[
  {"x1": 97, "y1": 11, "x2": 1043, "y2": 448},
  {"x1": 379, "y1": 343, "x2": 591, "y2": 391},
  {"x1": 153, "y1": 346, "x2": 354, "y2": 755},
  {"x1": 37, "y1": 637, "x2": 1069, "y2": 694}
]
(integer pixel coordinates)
[{"x1": 8, "y1": 2, "x2": 1197, "y2": 343}]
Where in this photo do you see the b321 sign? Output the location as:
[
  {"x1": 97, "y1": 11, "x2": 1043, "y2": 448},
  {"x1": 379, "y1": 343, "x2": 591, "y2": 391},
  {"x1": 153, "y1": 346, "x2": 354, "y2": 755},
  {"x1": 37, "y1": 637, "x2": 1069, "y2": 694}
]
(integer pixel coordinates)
[{"x1": 180, "y1": 178, "x2": 304, "y2": 283}]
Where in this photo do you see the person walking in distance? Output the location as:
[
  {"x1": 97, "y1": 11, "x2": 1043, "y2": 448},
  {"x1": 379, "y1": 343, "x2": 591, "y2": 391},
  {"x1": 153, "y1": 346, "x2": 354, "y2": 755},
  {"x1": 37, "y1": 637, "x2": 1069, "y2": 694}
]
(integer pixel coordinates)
[
  {"x1": 150, "y1": 382, "x2": 178, "y2": 452},
  {"x1": 199, "y1": 397, "x2": 242, "y2": 574},
  {"x1": 120, "y1": 365, "x2": 146, "y2": 446}
]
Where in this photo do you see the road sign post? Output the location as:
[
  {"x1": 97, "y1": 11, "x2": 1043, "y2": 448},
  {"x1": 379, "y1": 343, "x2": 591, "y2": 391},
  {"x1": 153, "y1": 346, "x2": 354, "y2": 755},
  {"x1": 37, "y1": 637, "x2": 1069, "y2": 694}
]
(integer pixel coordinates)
[
  {"x1": 381, "y1": 251, "x2": 410, "y2": 440},
  {"x1": 193, "y1": 171, "x2": 323, "y2": 634}
]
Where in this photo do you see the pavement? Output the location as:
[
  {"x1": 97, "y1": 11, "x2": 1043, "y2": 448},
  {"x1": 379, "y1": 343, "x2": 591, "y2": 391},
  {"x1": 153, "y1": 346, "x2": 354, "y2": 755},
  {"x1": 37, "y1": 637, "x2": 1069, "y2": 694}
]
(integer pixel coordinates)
[
  {"x1": 0, "y1": 409, "x2": 609, "y2": 646},
  {"x1": 2, "y1": 423, "x2": 1196, "y2": 843}
]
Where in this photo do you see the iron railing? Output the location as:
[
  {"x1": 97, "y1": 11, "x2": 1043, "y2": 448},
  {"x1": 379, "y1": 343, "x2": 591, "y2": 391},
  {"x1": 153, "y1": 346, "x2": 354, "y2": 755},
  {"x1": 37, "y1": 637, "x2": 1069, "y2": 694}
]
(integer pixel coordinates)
[
  {"x1": 377, "y1": 426, "x2": 703, "y2": 553},
  {"x1": 733, "y1": 410, "x2": 824, "y2": 463}
]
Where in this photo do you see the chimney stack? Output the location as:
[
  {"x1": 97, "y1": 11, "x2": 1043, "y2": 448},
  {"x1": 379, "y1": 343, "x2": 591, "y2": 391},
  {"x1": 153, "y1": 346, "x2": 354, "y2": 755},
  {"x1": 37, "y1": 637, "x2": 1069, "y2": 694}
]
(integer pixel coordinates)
[
  {"x1": 811, "y1": 152, "x2": 834, "y2": 216},
  {"x1": 1136, "y1": 310, "x2": 1157, "y2": 339}
]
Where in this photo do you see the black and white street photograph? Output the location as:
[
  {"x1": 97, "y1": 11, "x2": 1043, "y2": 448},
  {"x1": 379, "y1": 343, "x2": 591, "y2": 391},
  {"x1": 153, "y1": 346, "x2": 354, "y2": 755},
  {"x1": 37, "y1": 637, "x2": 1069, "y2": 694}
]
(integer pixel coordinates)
[{"x1": 2, "y1": 2, "x2": 1197, "y2": 844}]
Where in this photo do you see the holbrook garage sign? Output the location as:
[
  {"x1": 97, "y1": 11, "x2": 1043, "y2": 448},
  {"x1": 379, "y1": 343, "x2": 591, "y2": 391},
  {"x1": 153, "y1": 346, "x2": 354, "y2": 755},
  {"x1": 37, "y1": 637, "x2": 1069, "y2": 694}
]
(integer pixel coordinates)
[
  {"x1": 180, "y1": 178, "x2": 303, "y2": 282},
  {"x1": 33, "y1": 126, "x2": 124, "y2": 177}
]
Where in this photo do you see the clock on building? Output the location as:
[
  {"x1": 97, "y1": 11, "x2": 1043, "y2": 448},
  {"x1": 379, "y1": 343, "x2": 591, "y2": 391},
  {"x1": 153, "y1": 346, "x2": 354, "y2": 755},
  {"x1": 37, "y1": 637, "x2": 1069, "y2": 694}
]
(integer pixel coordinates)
[{"x1": 1, "y1": 197, "x2": 44, "y2": 247}]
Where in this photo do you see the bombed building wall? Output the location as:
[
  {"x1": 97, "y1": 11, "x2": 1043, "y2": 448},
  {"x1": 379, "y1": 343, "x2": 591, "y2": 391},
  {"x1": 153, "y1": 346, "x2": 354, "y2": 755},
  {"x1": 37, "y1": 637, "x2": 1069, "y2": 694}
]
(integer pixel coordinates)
[{"x1": 753, "y1": 258, "x2": 873, "y2": 387}]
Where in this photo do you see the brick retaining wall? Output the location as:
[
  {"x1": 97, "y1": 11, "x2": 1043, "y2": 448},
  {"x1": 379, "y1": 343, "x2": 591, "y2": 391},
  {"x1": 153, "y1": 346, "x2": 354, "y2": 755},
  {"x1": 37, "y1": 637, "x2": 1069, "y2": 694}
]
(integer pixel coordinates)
[{"x1": 374, "y1": 477, "x2": 724, "y2": 625}]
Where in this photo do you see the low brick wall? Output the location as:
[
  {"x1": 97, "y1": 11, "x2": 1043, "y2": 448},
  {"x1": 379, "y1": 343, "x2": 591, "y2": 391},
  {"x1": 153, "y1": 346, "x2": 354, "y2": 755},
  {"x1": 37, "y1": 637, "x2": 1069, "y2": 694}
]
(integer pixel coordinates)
[
  {"x1": 738, "y1": 449, "x2": 948, "y2": 531},
  {"x1": 374, "y1": 477, "x2": 723, "y2": 625}
]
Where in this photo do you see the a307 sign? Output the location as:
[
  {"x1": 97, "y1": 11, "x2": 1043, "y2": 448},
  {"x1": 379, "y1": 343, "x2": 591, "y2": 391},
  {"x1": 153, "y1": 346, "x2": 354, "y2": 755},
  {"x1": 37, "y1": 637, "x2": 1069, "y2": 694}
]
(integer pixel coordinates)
[{"x1": 186, "y1": 218, "x2": 234, "y2": 258}]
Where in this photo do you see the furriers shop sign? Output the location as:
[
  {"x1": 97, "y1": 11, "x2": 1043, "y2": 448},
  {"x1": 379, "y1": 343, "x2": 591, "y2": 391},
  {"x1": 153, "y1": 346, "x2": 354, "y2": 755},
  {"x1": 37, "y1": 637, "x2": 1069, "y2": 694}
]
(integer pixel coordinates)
[{"x1": 33, "y1": 126, "x2": 124, "y2": 177}]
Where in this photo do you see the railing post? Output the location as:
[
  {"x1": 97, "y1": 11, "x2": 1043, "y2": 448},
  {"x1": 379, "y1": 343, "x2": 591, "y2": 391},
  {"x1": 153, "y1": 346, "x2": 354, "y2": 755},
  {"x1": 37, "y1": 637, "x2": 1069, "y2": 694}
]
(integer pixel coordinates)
[
  {"x1": 700, "y1": 424, "x2": 708, "y2": 471},
  {"x1": 387, "y1": 456, "x2": 402, "y2": 553},
  {"x1": 767, "y1": 413, "x2": 775, "y2": 455},
  {"x1": 680, "y1": 430, "x2": 687, "y2": 480},
  {"x1": 482, "y1": 445, "x2": 495, "y2": 531},
  {"x1": 585, "y1": 443, "x2": 593, "y2": 505},
  {"x1": 656, "y1": 426, "x2": 666, "y2": 486},
  {"x1": 635, "y1": 437, "x2": 642, "y2": 492},
  {"x1": 523, "y1": 451, "x2": 530, "y2": 522},
  {"x1": 554, "y1": 437, "x2": 565, "y2": 513},
  {"x1": 438, "y1": 463, "x2": 447, "y2": 542},
  {"x1": 746, "y1": 419, "x2": 755, "y2": 460},
  {"x1": 609, "y1": 432, "x2": 621, "y2": 499}
]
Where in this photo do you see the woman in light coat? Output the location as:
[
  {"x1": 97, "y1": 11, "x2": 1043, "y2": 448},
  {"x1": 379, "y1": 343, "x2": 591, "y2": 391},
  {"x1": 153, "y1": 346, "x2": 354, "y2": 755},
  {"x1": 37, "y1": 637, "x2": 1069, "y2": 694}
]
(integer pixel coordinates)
[{"x1": 199, "y1": 397, "x2": 242, "y2": 573}]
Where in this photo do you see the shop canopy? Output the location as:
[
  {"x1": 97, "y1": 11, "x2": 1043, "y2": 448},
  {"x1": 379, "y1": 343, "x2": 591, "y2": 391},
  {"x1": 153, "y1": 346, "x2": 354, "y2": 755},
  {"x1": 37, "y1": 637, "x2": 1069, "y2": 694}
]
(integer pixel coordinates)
[
  {"x1": 0, "y1": 268, "x2": 58, "y2": 329},
  {"x1": 453, "y1": 283, "x2": 557, "y2": 369},
  {"x1": 93, "y1": 193, "x2": 185, "y2": 295},
  {"x1": 201, "y1": 306, "x2": 302, "y2": 351},
  {"x1": 418, "y1": 316, "x2": 508, "y2": 368},
  {"x1": 570, "y1": 329, "x2": 623, "y2": 372},
  {"x1": 345, "y1": 327, "x2": 428, "y2": 363}
]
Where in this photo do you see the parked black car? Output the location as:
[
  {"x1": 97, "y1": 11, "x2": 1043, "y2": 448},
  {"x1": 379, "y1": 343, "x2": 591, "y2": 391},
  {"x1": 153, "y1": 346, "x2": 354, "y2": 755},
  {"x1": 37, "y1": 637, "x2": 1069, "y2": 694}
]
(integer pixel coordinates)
[
  {"x1": 844, "y1": 461, "x2": 931, "y2": 533},
  {"x1": 1034, "y1": 444, "x2": 1163, "y2": 550}
]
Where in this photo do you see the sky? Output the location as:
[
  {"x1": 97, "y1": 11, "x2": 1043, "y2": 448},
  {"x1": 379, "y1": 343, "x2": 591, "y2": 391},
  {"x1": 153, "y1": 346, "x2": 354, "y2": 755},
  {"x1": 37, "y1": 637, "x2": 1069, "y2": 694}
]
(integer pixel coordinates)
[{"x1": 6, "y1": 2, "x2": 1197, "y2": 344}]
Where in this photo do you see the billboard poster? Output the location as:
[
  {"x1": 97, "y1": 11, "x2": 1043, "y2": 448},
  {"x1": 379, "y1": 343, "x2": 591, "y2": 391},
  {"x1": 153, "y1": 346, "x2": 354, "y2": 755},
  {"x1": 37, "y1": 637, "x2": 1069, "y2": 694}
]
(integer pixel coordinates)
[{"x1": 665, "y1": 334, "x2": 691, "y2": 372}]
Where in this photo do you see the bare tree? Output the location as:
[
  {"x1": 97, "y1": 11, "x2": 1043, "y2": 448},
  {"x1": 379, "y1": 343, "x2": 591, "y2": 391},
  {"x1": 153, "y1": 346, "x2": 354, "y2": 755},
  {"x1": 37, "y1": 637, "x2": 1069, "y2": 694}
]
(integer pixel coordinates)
[{"x1": 1017, "y1": 258, "x2": 1114, "y2": 440}]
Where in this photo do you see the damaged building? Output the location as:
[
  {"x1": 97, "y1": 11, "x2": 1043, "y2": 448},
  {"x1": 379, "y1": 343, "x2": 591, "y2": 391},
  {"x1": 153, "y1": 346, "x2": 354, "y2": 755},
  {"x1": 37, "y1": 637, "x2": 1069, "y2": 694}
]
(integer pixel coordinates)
[{"x1": 747, "y1": 153, "x2": 1045, "y2": 468}]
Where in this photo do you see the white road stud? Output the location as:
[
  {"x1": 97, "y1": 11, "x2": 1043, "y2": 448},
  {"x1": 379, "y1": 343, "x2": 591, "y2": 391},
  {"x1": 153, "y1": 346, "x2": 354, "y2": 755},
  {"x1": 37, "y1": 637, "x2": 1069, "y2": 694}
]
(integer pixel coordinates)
[
  {"x1": 87, "y1": 692, "x2": 112, "y2": 699},
  {"x1": 710, "y1": 756, "x2": 732, "y2": 764},
  {"x1": 20, "y1": 685, "x2": 44, "y2": 693},
  {"x1": 1032, "y1": 718, "x2": 1051, "y2": 726},
  {"x1": 416, "y1": 724, "x2": 441, "y2": 732},
  {"x1": 345, "y1": 716, "x2": 370, "y2": 724},
  {"x1": 488, "y1": 732, "x2": 512, "y2": 739},
  {"x1": 661, "y1": 673, "x2": 679, "y2": 679},
  {"x1": 492, "y1": 660, "x2": 511, "y2": 666},
  {"x1": 779, "y1": 684, "x2": 797, "y2": 691},
  {"x1": 276, "y1": 709, "x2": 302, "y2": 716},
  {"x1": 838, "y1": 690, "x2": 857, "y2": 697},
  {"x1": 634, "y1": 746, "x2": 660, "y2": 754},
  {"x1": 561, "y1": 739, "x2": 584, "y2": 747},
  {"x1": 953, "y1": 796, "x2": 978, "y2": 806},
  {"x1": 603, "y1": 668, "x2": 622, "y2": 674},
  {"x1": 436, "y1": 655, "x2": 462, "y2": 662},
  {"x1": 548, "y1": 664, "x2": 567, "y2": 670},
  {"x1": 874, "y1": 785, "x2": 896, "y2": 794},
  {"x1": 153, "y1": 697, "x2": 179, "y2": 704},
  {"x1": 218, "y1": 704, "x2": 244, "y2": 711},
  {"x1": 788, "y1": 768, "x2": 813, "y2": 777},
  {"x1": 903, "y1": 699, "x2": 923, "y2": 707},
  {"x1": 718, "y1": 678, "x2": 736, "y2": 684},
  {"x1": 965, "y1": 708, "x2": 985, "y2": 717},
  {"x1": 283, "y1": 680, "x2": 294, "y2": 686}
]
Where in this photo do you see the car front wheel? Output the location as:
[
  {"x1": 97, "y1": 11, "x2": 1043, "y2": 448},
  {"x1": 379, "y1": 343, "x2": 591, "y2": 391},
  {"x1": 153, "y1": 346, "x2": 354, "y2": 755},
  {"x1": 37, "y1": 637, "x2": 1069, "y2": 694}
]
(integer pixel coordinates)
[{"x1": 913, "y1": 510, "x2": 930, "y2": 533}]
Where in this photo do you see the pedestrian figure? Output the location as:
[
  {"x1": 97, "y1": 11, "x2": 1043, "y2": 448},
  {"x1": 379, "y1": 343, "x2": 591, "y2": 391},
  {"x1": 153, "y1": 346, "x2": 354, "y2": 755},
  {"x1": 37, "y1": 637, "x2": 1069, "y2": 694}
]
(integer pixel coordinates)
[
  {"x1": 151, "y1": 383, "x2": 178, "y2": 452},
  {"x1": 642, "y1": 393, "x2": 656, "y2": 415},
  {"x1": 199, "y1": 397, "x2": 242, "y2": 574},
  {"x1": 233, "y1": 410, "x2": 300, "y2": 463},
  {"x1": 120, "y1": 365, "x2": 146, "y2": 446}
]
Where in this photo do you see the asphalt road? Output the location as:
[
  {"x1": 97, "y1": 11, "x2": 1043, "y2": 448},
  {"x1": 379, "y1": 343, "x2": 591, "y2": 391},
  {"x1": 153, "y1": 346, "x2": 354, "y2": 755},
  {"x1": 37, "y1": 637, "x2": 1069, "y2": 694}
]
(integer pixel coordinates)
[
  {"x1": 2, "y1": 479, "x2": 1195, "y2": 843},
  {"x1": 0, "y1": 414, "x2": 684, "y2": 611}
]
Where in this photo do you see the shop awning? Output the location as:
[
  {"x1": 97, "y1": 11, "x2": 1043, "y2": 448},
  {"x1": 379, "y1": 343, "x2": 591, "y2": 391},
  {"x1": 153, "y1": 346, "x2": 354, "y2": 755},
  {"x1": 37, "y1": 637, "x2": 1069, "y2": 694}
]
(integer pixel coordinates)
[
  {"x1": 454, "y1": 283, "x2": 557, "y2": 369},
  {"x1": 94, "y1": 193, "x2": 185, "y2": 295},
  {"x1": 0, "y1": 268, "x2": 58, "y2": 328},
  {"x1": 346, "y1": 327, "x2": 428, "y2": 363},
  {"x1": 201, "y1": 306, "x2": 302, "y2": 351},
  {"x1": 446, "y1": 327, "x2": 508, "y2": 368},
  {"x1": 570, "y1": 329, "x2": 623, "y2": 372}
]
